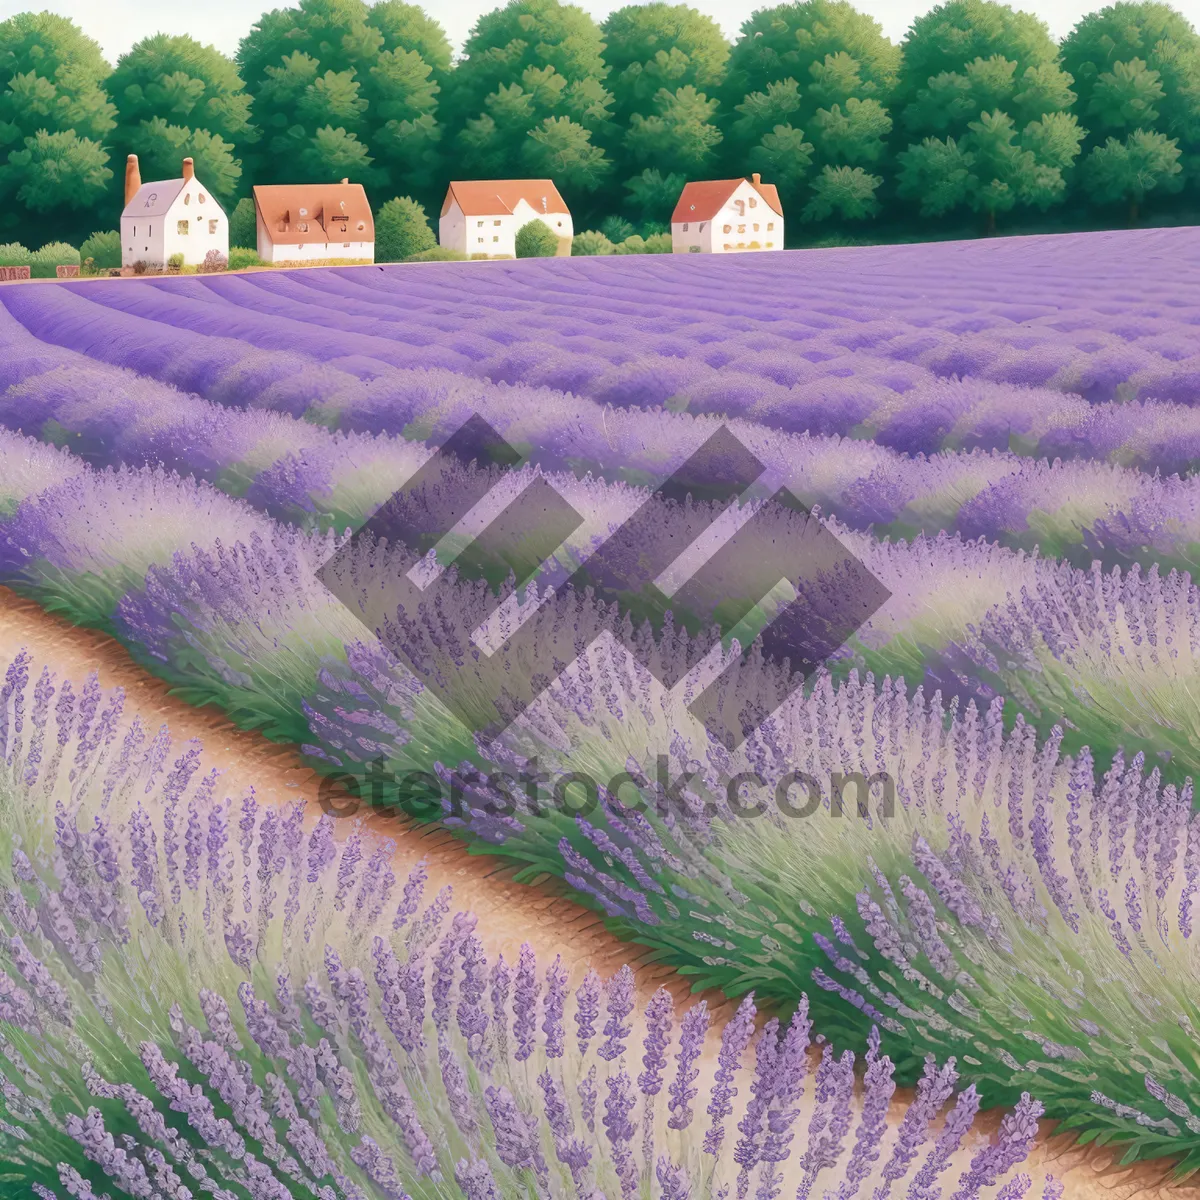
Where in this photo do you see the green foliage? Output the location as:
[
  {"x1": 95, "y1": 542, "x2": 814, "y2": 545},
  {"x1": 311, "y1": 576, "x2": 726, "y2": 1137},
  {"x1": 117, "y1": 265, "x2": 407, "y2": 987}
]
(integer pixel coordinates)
[
  {"x1": 28, "y1": 241, "x2": 79, "y2": 277},
  {"x1": 80, "y1": 230, "x2": 121, "y2": 269},
  {"x1": 571, "y1": 229, "x2": 616, "y2": 254},
  {"x1": 108, "y1": 33, "x2": 253, "y2": 144},
  {"x1": 601, "y1": 215, "x2": 637, "y2": 243},
  {"x1": 623, "y1": 166, "x2": 686, "y2": 225},
  {"x1": 167, "y1": 251, "x2": 185, "y2": 269},
  {"x1": 0, "y1": 242, "x2": 30, "y2": 267},
  {"x1": 515, "y1": 218, "x2": 560, "y2": 257},
  {"x1": 126, "y1": 118, "x2": 241, "y2": 204},
  {"x1": 643, "y1": 230, "x2": 673, "y2": 252},
  {"x1": 523, "y1": 116, "x2": 612, "y2": 191},
  {"x1": 724, "y1": 1, "x2": 900, "y2": 106},
  {"x1": 602, "y1": 4, "x2": 729, "y2": 123},
  {"x1": 625, "y1": 84, "x2": 722, "y2": 174},
  {"x1": 803, "y1": 163, "x2": 883, "y2": 220},
  {"x1": 237, "y1": 0, "x2": 448, "y2": 198},
  {"x1": 228, "y1": 247, "x2": 263, "y2": 269},
  {"x1": 375, "y1": 195, "x2": 436, "y2": 261},
  {"x1": 404, "y1": 244, "x2": 465, "y2": 261},
  {"x1": 1083, "y1": 127, "x2": 1184, "y2": 218},
  {"x1": 0, "y1": 13, "x2": 114, "y2": 240},
  {"x1": 612, "y1": 233, "x2": 649, "y2": 253},
  {"x1": 229, "y1": 197, "x2": 257, "y2": 248},
  {"x1": 1061, "y1": 3, "x2": 1200, "y2": 143}
]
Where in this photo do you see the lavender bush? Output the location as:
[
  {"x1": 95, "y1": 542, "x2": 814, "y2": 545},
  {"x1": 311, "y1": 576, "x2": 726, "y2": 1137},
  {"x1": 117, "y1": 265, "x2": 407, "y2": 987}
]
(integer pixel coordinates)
[{"x1": 0, "y1": 649, "x2": 1056, "y2": 1199}]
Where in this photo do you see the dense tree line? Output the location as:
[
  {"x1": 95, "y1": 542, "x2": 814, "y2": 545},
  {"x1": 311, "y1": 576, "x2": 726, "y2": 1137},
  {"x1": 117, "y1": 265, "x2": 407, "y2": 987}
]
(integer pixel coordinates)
[{"x1": 0, "y1": 0, "x2": 1197, "y2": 249}]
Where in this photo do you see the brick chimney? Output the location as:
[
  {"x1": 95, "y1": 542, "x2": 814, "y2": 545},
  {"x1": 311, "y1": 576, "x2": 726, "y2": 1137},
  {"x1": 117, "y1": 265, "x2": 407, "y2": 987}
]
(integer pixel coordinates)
[
  {"x1": 752, "y1": 172, "x2": 761, "y2": 186},
  {"x1": 182, "y1": 157, "x2": 194, "y2": 182},
  {"x1": 124, "y1": 154, "x2": 141, "y2": 206}
]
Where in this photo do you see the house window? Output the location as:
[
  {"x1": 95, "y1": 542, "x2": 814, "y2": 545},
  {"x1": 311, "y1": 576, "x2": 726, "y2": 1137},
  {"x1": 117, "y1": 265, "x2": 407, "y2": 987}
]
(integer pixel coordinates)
[
  {"x1": 753, "y1": 224, "x2": 759, "y2": 232},
  {"x1": 556, "y1": 221, "x2": 562, "y2": 227},
  {"x1": 688, "y1": 245, "x2": 701, "y2": 253},
  {"x1": 492, "y1": 235, "x2": 499, "y2": 242},
  {"x1": 478, "y1": 236, "x2": 484, "y2": 243},
  {"x1": 737, "y1": 225, "x2": 746, "y2": 233},
  {"x1": 132, "y1": 225, "x2": 136, "y2": 237},
  {"x1": 199, "y1": 194, "x2": 206, "y2": 203},
  {"x1": 682, "y1": 222, "x2": 689, "y2": 232},
  {"x1": 749, "y1": 197, "x2": 757, "y2": 208},
  {"x1": 184, "y1": 194, "x2": 191, "y2": 205},
  {"x1": 343, "y1": 242, "x2": 350, "y2": 248},
  {"x1": 357, "y1": 221, "x2": 365, "y2": 230},
  {"x1": 700, "y1": 222, "x2": 706, "y2": 231},
  {"x1": 477, "y1": 221, "x2": 484, "y2": 228},
  {"x1": 209, "y1": 219, "x2": 218, "y2": 234},
  {"x1": 177, "y1": 220, "x2": 189, "y2": 235},
  {"x1": 298, "y1": 222, "x2": 309, "y2": 232},
  {"x1": 734, "y1": 199, "x2": 745, "y2": 215},
  {"x1": 767, "y1": 222, "x2": 775, "y2": 231},
  {"x1": 493, "y1": 220, "x2": 501, "y2": 226},
  {"x1": 722, "y1": 224, "x2": 731, "y2": 234}
]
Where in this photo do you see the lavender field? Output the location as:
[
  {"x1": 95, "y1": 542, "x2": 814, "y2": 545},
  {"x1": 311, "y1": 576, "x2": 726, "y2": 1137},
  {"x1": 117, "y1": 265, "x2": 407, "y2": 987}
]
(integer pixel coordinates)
[{"x1": 2, "y1": 226, "x2": 1200, "y2": 1191}]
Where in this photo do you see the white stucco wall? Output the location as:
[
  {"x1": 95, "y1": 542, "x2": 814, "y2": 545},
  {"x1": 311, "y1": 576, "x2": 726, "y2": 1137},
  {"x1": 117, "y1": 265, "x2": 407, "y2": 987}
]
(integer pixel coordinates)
[
  {"x1": 259, "y1": 238, "x2": 373, "y2": 264},
  {"x1": 439, "y1": 202, "x2": 470, "y2": 256},
  {"x1": 673, "y1": 180, "x2": 783, "y2": 254},
  {"x1": 123, "y1": 176, "x2": 228, "y2": 268}
]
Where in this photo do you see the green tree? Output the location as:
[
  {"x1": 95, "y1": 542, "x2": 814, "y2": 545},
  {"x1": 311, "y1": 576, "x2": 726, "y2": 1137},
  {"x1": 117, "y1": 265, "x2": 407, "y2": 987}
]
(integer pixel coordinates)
[
  {"x1": 896, "y1": 0, "x2": 1083, "y2": 231},
  {"x1": 108, "y1": 33, "x2": 253, "y2": 206},
  {"x1": 80, "y1": 230, "x2": 121, "y2": 269},
  {"x1": 515, "y1": 217, "x2": 560, "y2": 256},
  {"x1": 571, "y1": 228, "x2": 615, "y2": 254},
  {"x1": 622, "y1": 167, "x2": 686, "y2": 226},
  {"x1": 1084, "y1": 127, "x2": 1183, "y2": 220},
  {"x1": 624, "y1": 84, "x2": 722, "y2": 174},
  {"x1": 724, "y1": 4, "x2": 898, "y2": 226},
  {"x1": 229, "y1": 197, "x2": 257, "y2": 247},
  {"x1": 238, "y1": 0, "x2": 448, "y2": 202},
  {"x1": 524, "y1": 115, "x2": 612, "y2": 191},
  {"x1": 602, "y1": 4, "x2": 729, "y2": 122},
  {"x1": 0, "y1": 12, "x2": 114, "y2": 242},
  {"x1": 375, "y1": 195, "x2": 436, "y2": 260},
  {"x1": 803, "y1": 164, "x2": 883, "y2": 220}
]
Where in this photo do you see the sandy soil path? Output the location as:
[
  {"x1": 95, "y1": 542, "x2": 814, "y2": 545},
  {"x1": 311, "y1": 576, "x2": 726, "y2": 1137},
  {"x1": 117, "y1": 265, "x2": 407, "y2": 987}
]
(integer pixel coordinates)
[{"x1": 0, "y1": 585, "x2": 1191, "y2": 1198}]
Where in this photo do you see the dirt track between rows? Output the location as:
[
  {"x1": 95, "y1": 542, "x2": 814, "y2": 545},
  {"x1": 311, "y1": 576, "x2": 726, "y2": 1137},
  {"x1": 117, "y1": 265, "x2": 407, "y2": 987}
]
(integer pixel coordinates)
[{"x1": 0, "y1": 585, "x2": 1192, "y2": 1198}]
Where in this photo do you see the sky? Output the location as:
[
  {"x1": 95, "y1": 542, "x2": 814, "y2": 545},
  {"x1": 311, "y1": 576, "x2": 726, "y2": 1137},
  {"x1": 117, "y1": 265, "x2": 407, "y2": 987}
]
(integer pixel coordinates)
[{"x1": 0, "y1": 0, "x2": 1161, "y2": 66}]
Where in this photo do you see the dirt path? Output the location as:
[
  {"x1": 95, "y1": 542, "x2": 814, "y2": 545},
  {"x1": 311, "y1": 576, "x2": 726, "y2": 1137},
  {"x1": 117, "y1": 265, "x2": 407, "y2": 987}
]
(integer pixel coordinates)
[{"x1": 0, "y1": 586, "x2": 1190, "y2": 1197}]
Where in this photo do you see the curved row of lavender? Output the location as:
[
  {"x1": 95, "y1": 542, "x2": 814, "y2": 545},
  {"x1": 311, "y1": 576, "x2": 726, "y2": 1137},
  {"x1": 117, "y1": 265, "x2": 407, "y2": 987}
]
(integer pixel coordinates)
[
  {"x1": 3, "y1": 226, "x2": 1199, "y2": 451},
  {"x1": 2, "y1": 422, "x2": 1198, "y2": 783},
  {"x1": 0, "y1": 650, "x2": 1058, "y2": 1200},
  {"x1": 2, "y1": 300, "x2": 1200, "y2": 577},
  {"x1": 1, "y1": 433, "x2": 1200, "y2": 1164}
]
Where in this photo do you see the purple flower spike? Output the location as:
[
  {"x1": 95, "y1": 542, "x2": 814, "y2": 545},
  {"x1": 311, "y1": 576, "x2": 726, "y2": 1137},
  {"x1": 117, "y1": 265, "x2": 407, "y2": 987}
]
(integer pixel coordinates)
[{"x1": 599, "y1": 963, "x2": 635, "y2": 1062}]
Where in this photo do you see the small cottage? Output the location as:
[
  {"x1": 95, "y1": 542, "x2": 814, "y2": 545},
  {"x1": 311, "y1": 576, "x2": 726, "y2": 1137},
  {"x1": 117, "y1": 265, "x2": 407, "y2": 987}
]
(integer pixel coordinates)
[
  {"x1": 121, "y1": 154, "x2": 229, "y2": 269},
  {"x1": 252, "y1": 182, "x2": 375, "y2": 263},
  {"x1": 671, "y1": 175, "x2": 784, "y2": 254},
  {"x1": 439, "y1": 181, "x2": 573, "y2": 259}
]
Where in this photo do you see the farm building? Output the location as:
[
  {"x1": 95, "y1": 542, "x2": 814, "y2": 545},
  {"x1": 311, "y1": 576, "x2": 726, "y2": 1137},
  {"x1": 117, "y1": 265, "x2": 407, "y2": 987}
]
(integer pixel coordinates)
[
  {"x1": 121, "y1": 154, "x2": 229, "y2": 269},
  {"x1": 671, "y1": 175, "x2": 784, "y2": 254},
  {"x1": 253, "y1": 182, "x2": 375, "y2": 263},
  {"x1": 440, "y1": 181, "x2": 573, "y2": 258}
]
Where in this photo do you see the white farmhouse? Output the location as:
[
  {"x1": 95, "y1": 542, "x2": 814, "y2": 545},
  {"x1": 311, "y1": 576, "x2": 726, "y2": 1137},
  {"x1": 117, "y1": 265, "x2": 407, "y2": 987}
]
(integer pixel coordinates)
[
  {"x1": 121, "y1": 154, "x2": 229, "y2": 269},
  {"x1": 253, "y1": 182, "x2": 374, "y2": 263},
  {"x1": 671, "y1": 174, "x2": 784, "y2": 254},
  {"x1": 439, "y1": 180, "x2": 573, "y2": 259}
]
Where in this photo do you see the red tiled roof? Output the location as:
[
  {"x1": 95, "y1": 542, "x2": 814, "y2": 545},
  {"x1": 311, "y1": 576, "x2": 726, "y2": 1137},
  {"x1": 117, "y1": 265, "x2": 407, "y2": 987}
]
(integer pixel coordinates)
[
  {"x1": 254, "y1": 184, "x2": 374, "y2": 246},
  {"x1": 671, "y1": 178, "x2": 784, "y2": 223},
  {"x1": 441, "y1": 180, "x2": 569, "y2": 218}
]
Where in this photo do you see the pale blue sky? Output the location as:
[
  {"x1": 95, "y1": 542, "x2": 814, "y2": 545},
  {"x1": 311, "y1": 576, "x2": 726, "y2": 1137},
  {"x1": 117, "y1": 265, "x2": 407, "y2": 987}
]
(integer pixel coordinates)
[{"x1": 0, "y1": 0, "x2": 1159, "y2": 65}]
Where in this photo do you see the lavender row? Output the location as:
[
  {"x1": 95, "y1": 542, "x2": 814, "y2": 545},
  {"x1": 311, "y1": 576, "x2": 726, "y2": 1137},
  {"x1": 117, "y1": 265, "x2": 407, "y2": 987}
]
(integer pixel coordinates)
[
  {"x1": 8, "y1": 229, "x2": 1200, "y2": 424},
  {"x1": 5, "y1": 434, "x2": 1200, "y2": 1162},
  {"x1": 0, "y1": 650, "x2": 1061, "y2": 1199},
  {"x1": 4, "y1": 300, "x2": 1200, "y2": 579},
  {"x1": 3, "y1": 419, "x2": 1200, "y2": 793}
]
